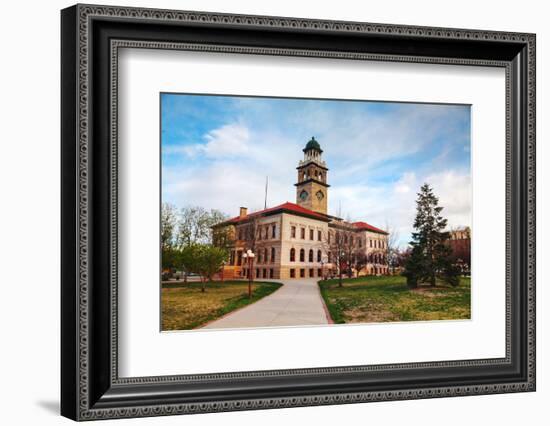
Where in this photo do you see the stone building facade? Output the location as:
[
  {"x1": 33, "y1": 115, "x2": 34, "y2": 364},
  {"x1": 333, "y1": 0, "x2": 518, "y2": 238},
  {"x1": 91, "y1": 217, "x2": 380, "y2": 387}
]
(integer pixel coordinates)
[
  {"x1": 448, "y1": 226, "x2": 471, "y2": 270},
  {"x1": 213, "y1": 138, "x2": 389, "y2": 279}
]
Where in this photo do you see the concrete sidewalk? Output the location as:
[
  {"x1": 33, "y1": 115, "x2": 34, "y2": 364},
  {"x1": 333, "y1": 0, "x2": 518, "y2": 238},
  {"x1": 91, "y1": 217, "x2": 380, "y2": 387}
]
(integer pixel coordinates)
[{"x1": 201, "y1": 278, "x2": 330, "y2": 329}]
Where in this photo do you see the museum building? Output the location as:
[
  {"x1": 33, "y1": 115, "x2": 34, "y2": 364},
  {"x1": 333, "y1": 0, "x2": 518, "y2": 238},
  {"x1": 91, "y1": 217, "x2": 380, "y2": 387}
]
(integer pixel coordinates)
[{"x1": 213, "y1": 137, "x2": 389, "y2": 280}]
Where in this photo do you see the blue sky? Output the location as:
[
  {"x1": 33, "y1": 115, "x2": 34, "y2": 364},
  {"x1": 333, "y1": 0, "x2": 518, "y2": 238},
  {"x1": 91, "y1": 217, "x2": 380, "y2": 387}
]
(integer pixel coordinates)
[{"x1": 161, "y1": 93, "x2": 471, "y2": 247}]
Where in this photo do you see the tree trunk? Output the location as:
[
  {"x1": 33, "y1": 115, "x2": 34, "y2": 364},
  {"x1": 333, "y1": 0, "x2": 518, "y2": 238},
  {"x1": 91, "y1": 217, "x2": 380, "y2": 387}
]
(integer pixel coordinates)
[{"x1": 338, "y1": 271, "x2": 343, "y2": 287}]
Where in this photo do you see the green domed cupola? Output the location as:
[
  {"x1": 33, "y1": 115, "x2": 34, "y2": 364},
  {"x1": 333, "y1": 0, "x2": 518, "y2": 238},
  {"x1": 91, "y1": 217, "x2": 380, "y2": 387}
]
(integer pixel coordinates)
[{"x1": 303, "y1": 136, "x2": 323, "y2": 153}]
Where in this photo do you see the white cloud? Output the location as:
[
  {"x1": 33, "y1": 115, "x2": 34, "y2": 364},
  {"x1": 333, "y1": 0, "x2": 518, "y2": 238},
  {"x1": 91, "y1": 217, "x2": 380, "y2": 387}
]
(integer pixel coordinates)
[
  {"x1": 329, "y1": 170, "x2": 471, "y2": 248},
  {"x1": 171, "y1": 124, "x2": 251, "y2": 159},
  {"x1": 394, "y1": 172, "x2": 416, "y2": 194},
  {"x1": 202, "y1": 124, "x2": 250, "y2": 158}
]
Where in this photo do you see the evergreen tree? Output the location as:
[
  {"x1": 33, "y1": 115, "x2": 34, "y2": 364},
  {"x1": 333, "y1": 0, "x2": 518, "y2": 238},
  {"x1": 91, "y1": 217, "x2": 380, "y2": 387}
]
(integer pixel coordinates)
[{"x1": 404, "y1": 183, "x2": 460, "y2": 288}]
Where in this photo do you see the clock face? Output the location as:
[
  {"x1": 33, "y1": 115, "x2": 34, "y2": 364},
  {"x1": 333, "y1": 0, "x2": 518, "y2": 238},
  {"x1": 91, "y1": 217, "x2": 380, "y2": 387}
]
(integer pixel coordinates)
[
  {"x1": 299, "y1": 190, "x2": 308, "y2": 201},
  {"x1": 316, "y1": 190, "x2": 324, "y2": 201}
]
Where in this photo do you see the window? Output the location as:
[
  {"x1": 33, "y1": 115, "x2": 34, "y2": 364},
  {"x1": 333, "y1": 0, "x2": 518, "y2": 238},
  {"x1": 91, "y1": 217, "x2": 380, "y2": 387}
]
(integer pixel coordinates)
[
  {"x1": 269, "y1": 268, "x2": 274, "y2": 278},
  {"x1": 308, "y1": 249, "x2": 314, "y2": 262},
  {"x1": 328, "y1": 251, "x2": 332, "y2": 263},
  {"x1": 290, "y1": 269, "x2": 295, "y2": 278},
  {"x1": 256, "y1": 268, "x2": 260, "y2": 278},
  {"x1": 318, "y1": 230, "x2": 322, "y2": 241},
  {"x1": 370, "y1": 239, "x2": 373, "y2": 248},
  {"x1": 291, "y1": 226, "x2": 296, "y2": 238},
  {"x1": 264, "y1": 248, "x2": 268, "y2": 264},
  {"x1": 258, "y1": 251, "x2": 262, "y2": 263},
  {"x1": 358, "y1": 239, "x2": 362, "y2": 248},
  {"x1": 238, "y1": 229, "x2": 243, "y2": 240},
  {"x1": 309, "y1": 269, "x2": 314, "y2": 277},
  {"x1": 230, "y1": 250, "x2": 235, "y2": 265},
  {"x1": 300, "y1": 269, "x2": 305, "y2": 278},
  {"x1": 328, "y1": 232, "x2": 331, "y2": 243},
  {"x1": 317, "y1": 250, "x2": 322, "y2": 262},
  {"x1": 301, "y1": 228, "x2": 305, "y2": 239},
  {"x1": 309, "y1": 229, "x2": 314, "y2": 240},
  {"x1": 272, "y1": 225, "x2": 276, "y2": 238},
  {"x1": 300, "y1": 249, "x2": 305, "y2": 262},
  {"x1": 290, "y1": 248, "x2": 295, "y2": 262},
  {"x1": 271, "y1": 247, "x2": 276, "y2": 263},
  {"x1": 237, "y1": 251, "x2": 242, "y2": 266},
  {"x1": 263, "y1": 269, "x2": 267, "y2": 278},
  {"x1": 318, "y1": 268, "x2": 322, "y2": 277}
]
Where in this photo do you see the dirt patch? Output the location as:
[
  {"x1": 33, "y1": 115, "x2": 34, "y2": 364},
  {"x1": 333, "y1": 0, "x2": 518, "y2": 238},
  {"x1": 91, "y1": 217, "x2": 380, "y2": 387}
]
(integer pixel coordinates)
[
  {"x1": 344, "y1": 305, "x2": 400, "y2": 323},
  {"x1": 410, "y1": 287, "x2": 455, "y2": 298}
]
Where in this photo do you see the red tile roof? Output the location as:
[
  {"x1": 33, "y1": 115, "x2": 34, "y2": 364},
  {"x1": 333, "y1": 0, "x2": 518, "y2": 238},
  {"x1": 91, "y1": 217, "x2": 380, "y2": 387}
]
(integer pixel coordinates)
[
  {"x1": 215, "y1": 202, "x2": 331, "y2": 226},
  {"x1": 213, "y1": 203, "x2": 386, "y2": 234},
  {"x1": 352, "y1": 221, "x2": 388, "y2": 234}
]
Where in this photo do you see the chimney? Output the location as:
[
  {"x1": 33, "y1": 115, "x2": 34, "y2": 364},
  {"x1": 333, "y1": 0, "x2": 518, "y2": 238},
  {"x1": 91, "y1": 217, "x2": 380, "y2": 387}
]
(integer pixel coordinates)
[{"x1": 239, "y1": 207, "x2": 248, "y2": 219}]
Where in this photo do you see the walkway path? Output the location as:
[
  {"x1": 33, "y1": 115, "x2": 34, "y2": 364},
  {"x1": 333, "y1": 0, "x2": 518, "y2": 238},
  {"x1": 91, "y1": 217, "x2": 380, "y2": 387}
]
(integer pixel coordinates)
[{"x1": 202, "y1": 278, "x2": 330, "y2": 329}]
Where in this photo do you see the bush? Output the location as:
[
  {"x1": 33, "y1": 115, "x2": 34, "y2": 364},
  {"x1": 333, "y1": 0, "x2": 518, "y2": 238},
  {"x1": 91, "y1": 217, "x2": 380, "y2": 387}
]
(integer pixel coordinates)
[{"x1": 442, "y1": 263, "x2": 461, "y2": 287}]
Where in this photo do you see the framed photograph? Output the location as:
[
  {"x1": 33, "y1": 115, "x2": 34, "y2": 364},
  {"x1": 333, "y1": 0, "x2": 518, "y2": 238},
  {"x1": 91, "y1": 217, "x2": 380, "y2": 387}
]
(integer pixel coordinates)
[{"x1": 61, "y1": 4, "x2": 536, "y2": 421}]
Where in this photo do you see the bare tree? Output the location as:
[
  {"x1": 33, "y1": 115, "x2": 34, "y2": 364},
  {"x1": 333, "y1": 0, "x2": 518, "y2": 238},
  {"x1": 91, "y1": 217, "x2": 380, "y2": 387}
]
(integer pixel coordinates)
[
  {"x1": 176, "y1": 206, "x2": 229, "y2": 247},
  {"x1": 161, "y1": 203, "x2": 177, "y2": 251},
  {"x1": 384, "y1": 221, "x2": 400, "y2": 274},
  {"x1": 161, "y1": 203, "x2": 178, "y2": 274},
  {"x1": 327, "y1": 222, "x2": 359, "y2": 287},
  {"x1": 237, "y1": 213, "x2": 263, "y2": 279},
  {"x1": 353, "y1": 252, "x2": 369, "y2": 277}
]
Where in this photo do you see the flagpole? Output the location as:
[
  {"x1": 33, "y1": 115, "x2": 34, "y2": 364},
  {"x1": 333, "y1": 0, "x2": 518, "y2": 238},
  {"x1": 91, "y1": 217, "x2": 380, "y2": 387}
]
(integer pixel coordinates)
[{"x1": 264, "y1": 176, "x2": 268, "y2": 209}]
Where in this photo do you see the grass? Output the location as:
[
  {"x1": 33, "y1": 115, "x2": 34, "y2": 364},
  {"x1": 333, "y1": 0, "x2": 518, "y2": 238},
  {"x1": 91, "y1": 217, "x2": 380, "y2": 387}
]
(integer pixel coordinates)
[
  {"x1": 161, "y1": 280, "x2": 282, "y2": 331},
  {"x1": 318, "y1": 275, "x2": 470, "y2": 324}
]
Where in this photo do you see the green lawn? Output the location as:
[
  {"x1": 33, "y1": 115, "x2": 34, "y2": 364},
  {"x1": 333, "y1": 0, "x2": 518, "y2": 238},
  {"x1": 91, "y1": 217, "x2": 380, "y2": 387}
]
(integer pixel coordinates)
[
  {"x1": 319, "y1": 275, "x2": 470, "y2": 324},
  {"x1": 161, "y1": 280, "x2": 282, "y2": 331}
]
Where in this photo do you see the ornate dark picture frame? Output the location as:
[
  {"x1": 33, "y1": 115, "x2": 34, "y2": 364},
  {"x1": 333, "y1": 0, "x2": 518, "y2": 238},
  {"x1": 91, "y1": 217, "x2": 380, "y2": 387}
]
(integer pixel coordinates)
[{"x1": 61, "y1": 4, "x2": 536, "y2": 421}]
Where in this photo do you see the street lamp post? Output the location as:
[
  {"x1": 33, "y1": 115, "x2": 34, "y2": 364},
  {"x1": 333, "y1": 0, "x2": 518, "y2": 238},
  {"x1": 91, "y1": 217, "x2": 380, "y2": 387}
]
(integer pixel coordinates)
[
  {"x1": 321, "y1": 255, "x2": 329, "y2": 280},
  {"x1": 243, "y1": 249, "x2": 255, "y2": 298}
]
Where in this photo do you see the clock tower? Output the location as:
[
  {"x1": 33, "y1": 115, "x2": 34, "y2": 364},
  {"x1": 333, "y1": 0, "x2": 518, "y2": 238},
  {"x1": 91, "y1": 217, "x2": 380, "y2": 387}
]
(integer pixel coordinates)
[{"x1": 295, "y1": 137, "x2": 329, "y2": 215}]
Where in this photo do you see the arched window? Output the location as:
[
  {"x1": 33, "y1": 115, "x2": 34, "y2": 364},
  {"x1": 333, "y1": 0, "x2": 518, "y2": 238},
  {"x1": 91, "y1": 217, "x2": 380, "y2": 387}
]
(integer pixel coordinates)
[
  {"x1": 271, "y1": 247, "x2": 276, "y2": 263},
  {"x1": 290, "y1": 248, "x2": 295, "y2": 262},
  {"x1": 264, "y1": 248, "x2": 268, "y2": 263},
  {"x1": 308, "y1": 249, "x2": 314, "y2": 262},
  {"x1": 300, "y1": 249, "x2": 305, "y2": 262},
  {"x1": 317, "y1": 250, "x2": 322, "y2": 262}
]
